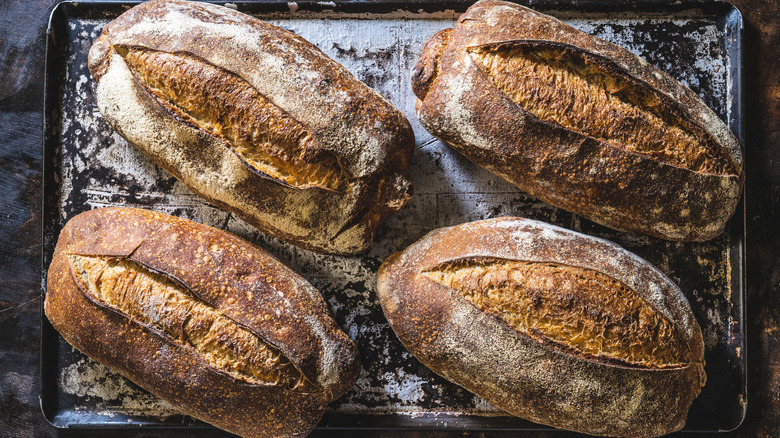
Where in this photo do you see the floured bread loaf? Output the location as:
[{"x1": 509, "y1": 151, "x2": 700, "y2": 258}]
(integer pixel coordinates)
[
  {"x1": 412, "y1": 0, "x2": 743, "y2": 241},
  {"x1": 89, "y1": 0, "x2": 414, "y2": 255},
  {"x1": 45, "y1": 207, "x2": 361, "y2": 438},
  {"x1": 377, "y1": 217, "x2": 706, "y2": 438}
]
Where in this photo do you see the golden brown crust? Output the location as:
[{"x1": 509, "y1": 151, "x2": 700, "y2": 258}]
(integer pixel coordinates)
[
  {"x1": 122, "y1": 47, "x2": 348, "y2": 191},
  {"x1": 468, "y1": 43, "x2": 733, "y2": 175},
  {"x1": 67, "y1": 254, "x2": 320, "y2": 392},
  {"x1": 89, "y1": 0, "x2": 414, "y2": 255},
  {"x1": 45, "y1": 207, "x2": 361, "y2": 438},
  {"x1": 377, "y1": 217, "x2": 706, "y2": 438},
  {"x1": 412, "y1": 0, "x2": 743, "y2": 242},
  {"x1": 423, "y1": 257, "x2": 691, "y2": 369}
]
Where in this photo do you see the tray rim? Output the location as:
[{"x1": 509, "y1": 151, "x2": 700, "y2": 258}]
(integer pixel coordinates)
[{"x1": 40, "y1": 0, "x2": 747, "y2": 432}]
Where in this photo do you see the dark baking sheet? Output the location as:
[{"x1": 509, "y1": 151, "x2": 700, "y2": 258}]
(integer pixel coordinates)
[{"x1": 41, "y1": 0, "x2": 745, "y2": 433}]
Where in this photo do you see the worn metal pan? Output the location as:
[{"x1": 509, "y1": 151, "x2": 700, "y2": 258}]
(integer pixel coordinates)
[{"x1": 41, "y1": 0, "x2": 745, "y2": 432}]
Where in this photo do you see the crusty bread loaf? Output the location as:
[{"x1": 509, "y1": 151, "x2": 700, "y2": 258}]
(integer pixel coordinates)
[
  {"x1": 377, "y1": 217, "x2": 706, "y2": 438},
  {"x1": 88, "y1": 0, "x2": 414, "y2": 255},
  {"x1": 412, "y1": 0, "x2": 742, "y2": 242},
  {"x1": 45, "y1": 207, "x2": 360, "y2": 438}
]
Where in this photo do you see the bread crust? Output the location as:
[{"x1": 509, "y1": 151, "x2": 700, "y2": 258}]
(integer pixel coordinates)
[
  {"x1": 412, "y1": 0, "x2": 742, "y2": 242},
  {"x1": 377, "y1": 217, "x2": 706, "y2": 438},
  {"x1": 45, "y1": 207, "x2": 360, "y2": 438},
  {"x1": 89, "y1": 0, "x2": 414, "y2": 255}
]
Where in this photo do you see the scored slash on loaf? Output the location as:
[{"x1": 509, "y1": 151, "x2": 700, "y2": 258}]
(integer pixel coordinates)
[{"x1": 88, "y1": 0, "x2": 415, "y2": 255}]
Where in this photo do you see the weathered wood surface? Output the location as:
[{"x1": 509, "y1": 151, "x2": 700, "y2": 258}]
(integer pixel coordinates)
[{"x1": 0, "y1": 0, "x2": 777, "y2": 436}]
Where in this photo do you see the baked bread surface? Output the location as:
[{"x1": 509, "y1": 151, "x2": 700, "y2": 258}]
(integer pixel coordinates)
[
  {"x1": 89, "y1": 0, "x2": 415, "y2": 255},
  {"x1": 377, "y1": 217, "x2": 706, "y2": 438},
  {"x1": 45, "y1": 207, "x2": 361, "y2": 438},
  {"x1": 412, "y1": 0, "x2": 743, "y2": 242}
]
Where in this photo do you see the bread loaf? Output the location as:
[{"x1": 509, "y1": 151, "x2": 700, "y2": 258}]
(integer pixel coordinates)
[
  {"x1": 377, "y1": 217, "x2": 706, "y2": 438},
  {"x1": 88, "y1": 0, "x2": 414, "y2": 255},
  {"x1": 412, "y1": 0, "x2": 742, "y2": 242},
  {"x1": 45, "y1": 207, "x2": 360, "y2": 438}
]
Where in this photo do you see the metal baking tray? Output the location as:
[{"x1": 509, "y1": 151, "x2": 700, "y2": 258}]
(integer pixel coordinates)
[{"x1": 41, "y1": 0, "x2": 745, "y2": 433}]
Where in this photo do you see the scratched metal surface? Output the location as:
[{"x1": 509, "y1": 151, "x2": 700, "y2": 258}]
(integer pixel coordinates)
[{"x1": 41, "y1": 0, "x2": 745, "y2": 432}]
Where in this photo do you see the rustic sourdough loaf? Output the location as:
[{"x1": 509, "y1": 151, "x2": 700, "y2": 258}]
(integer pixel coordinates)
[
  {"x1": 89, "y1": 0, "x2": 414, "y2": 255},
  {"x1": 45, "y1": 207, "x2": 360, "y2": 438},
  {"x1": 377, "y1": 217, "x2": 706, "y2": 438},
  {"x1": 412, "y1": 0, "x2": 742, "y2": 241}
]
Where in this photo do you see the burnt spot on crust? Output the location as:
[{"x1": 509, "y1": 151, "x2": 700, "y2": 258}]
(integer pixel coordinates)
[
  {"x1": 118, "y1": 46, "x2": 350, "y2": 192},
  {"x1": 468, "y1": 42, "x2": 737, "y2": 176},
  {"x1": 423, "y1": 256, "x2": 692, "y2": 369},
  {"x1": 411, "y1": 28, "x2": 452, "y2": 101}
]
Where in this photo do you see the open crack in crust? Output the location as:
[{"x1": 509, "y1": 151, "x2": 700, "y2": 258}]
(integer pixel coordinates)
[
  {"x1": 467, "y1": 41, "x2": 738, "y2": 176},
  {"x1": 67, "y1": 253, "x2": 320, "y2": 393},
  {"x1": 423, "y1": 256, "x2": 692, "y2": 370},
  {"x1": 117, "y1": 45, "x2": 350, "y2": 192}
]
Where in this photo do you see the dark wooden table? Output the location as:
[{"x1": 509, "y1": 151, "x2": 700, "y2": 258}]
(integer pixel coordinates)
[{"x1": 2, "y1": 0, "x2": 778, "y2": 437}]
